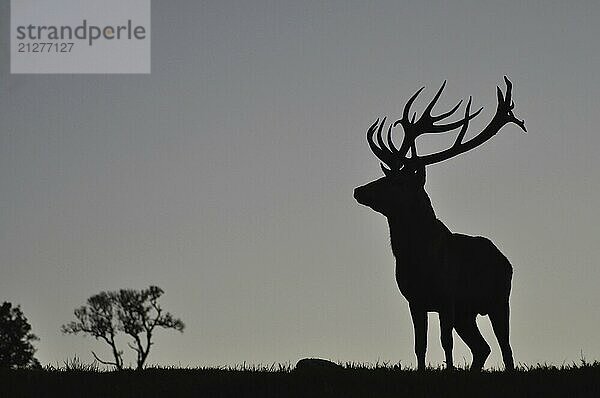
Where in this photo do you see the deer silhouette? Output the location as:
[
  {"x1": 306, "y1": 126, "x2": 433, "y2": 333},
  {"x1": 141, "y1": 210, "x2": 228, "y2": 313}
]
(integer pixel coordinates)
[{"x1": 354, "y1": 77, "x2": 526, "y2": 371}]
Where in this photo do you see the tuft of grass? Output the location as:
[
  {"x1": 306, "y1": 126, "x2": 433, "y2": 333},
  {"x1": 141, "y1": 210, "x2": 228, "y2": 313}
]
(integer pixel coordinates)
[{"x1": 42, "y1": 356, "x2": 101, "y2": 372}]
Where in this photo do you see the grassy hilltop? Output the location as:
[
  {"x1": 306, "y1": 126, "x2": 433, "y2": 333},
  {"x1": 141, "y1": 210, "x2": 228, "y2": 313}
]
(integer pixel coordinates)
[{"x1": 2, "y1": 361, "x2": 600, "y2": 398}]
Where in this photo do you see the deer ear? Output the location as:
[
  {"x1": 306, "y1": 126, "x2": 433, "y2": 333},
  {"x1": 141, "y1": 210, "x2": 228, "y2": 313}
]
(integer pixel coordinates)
[{"x1": 381, "y1": 163, "x2": 393, "y2": 177}]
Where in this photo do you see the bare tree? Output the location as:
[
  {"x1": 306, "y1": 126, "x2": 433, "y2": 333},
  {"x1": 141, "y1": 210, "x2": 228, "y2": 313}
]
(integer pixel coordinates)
[
  {"x1": 62, "y1": 286, "x2": 184, "y2": 370},
  {"x1": 354, "y1": 77, "x2": 526, "y2": 371}
]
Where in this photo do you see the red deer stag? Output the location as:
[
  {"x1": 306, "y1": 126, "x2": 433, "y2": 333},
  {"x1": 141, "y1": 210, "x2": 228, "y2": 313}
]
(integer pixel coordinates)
[{"x1": 354, "y1": 77, "x2": 526, "y2": 371}]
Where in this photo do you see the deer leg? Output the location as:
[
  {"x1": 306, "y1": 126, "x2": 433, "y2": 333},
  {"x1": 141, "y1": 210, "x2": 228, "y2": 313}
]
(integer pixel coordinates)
[
  {"x1": 410, "y1": 305, "x2": 427, "y2": 371},
  {"x1": 439, "y1": 310, "x2": 454, "y2": 370},
  {"x1": 489, "y1": 303, "x2": 514, "y2": 371},
  {"x1": 454, "y1": 312, "x2": 490, "y2": 371}
]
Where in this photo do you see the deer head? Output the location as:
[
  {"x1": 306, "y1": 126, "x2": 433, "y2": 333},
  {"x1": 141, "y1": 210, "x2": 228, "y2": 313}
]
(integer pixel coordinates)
[{"x1": 354, "y1": 76, "x2": 526, "y2": 217}]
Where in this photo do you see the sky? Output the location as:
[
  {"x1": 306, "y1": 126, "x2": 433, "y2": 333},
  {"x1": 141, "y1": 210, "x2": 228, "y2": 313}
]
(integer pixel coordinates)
[{"x1": 1, "y1": 0, "x2": 600, "y2": 369}]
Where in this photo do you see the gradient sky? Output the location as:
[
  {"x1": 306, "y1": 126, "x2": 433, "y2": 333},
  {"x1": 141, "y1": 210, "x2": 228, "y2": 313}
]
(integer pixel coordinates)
[{"x1": 1, "y1": 0, "x2": 600, "y2": 369}]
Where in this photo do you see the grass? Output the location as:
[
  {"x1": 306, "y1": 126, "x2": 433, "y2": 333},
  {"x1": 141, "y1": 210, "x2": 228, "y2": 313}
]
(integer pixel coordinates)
[{"x1": 2, "y1": 360, "x2": 600, "y2": 398}]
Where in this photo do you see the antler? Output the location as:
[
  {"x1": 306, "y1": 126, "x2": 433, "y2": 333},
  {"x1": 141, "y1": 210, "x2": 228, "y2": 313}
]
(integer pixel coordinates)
[
  {"x1": 367, "y1": 76, "x2": 526, "y2": 173},
  {"x1": 392, "y1": 80, "x2": 483, "y2": 160}
]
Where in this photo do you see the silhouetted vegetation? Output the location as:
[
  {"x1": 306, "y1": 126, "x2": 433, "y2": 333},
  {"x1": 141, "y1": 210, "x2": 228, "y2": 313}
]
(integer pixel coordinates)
[
  {"x1": 0, "y1": 302, "x2": 40, "y2": 369},
  {"x1": 61, "y1": 286, "x2": 184, "y2": 370},
  {"x1": 1, "y1": 361, "x2": 599, "y2": 398}
]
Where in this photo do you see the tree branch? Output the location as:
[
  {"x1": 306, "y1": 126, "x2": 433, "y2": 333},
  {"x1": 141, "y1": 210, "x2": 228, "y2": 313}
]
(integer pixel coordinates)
[{"x1": 91, "y1": 351, "x2": 120, "y2": 369}]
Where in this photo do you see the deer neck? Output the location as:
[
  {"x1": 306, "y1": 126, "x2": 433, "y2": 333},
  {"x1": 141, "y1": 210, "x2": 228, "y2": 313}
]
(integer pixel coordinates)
[{"x1": 387, "y1": 192, "x2": 448, "y2": 262}]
